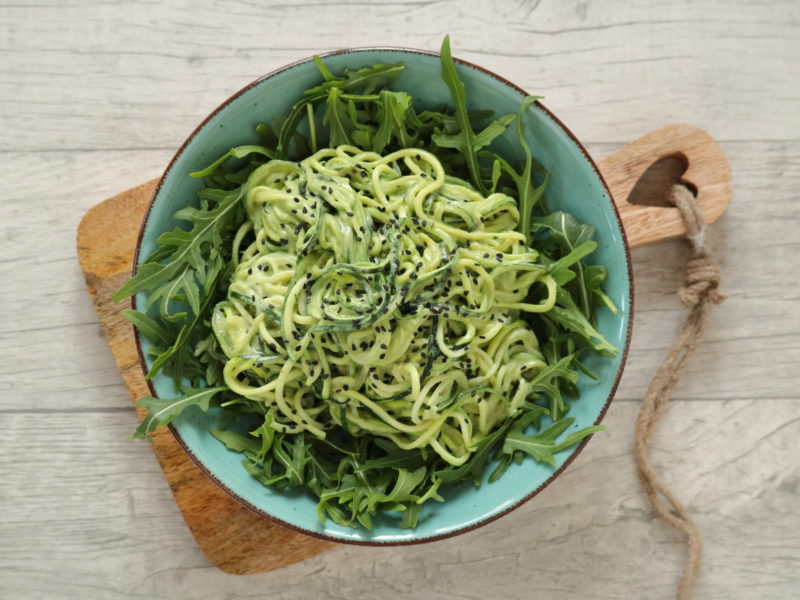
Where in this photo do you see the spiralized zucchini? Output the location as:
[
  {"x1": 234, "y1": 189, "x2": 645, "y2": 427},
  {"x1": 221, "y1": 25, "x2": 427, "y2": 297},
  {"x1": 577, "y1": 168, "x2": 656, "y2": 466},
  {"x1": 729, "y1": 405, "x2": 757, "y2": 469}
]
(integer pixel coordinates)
[{"x1": 213, "y1": 145, "x2": 558, "y2": 467}]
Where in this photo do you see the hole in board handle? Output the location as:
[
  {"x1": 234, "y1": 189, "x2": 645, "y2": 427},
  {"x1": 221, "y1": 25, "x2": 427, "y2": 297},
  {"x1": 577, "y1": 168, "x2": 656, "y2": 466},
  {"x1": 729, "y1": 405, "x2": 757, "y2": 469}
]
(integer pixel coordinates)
[{"x1": 627, "y1": 153, "x2": 698, "y2": 207}]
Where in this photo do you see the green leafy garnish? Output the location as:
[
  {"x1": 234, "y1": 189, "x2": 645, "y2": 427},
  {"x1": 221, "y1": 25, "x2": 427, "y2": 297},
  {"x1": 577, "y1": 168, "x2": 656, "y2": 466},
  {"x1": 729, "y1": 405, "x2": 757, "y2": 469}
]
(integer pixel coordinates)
[
  {"x1": 435, "y1": 35, "x2": 515, "y2": 195},
  {"x1": 504, "y1": 415, "x2": 605, "y2": 467},
  {"x1": 131, "y1": 387, "x2": 228, "y2": 439}
]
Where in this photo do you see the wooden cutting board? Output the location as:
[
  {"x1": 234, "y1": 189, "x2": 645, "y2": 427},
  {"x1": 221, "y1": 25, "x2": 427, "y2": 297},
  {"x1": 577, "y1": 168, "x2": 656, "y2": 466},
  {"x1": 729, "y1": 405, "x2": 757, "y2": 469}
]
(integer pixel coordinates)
[{"x1": 76, "y1": 124, "x2": 731, "y2": 574}]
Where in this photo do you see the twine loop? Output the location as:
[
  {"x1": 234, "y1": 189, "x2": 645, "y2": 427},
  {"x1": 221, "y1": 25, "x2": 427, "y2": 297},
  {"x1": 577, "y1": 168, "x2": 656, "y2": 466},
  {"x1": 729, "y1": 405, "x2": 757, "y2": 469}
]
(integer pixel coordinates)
[{"x1": 633, "y1": 183, "x2": 726, "y2": 600}]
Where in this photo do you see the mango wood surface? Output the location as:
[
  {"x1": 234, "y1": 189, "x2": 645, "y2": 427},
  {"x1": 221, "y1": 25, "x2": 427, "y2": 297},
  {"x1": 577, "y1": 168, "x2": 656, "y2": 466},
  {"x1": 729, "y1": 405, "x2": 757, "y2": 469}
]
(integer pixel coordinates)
[
  {"x1": 599, "y1": 124, "x2": 732, "y2": 248},
  {"x1": 74, "y1": 123, "x2": 730, "y2": 575}
]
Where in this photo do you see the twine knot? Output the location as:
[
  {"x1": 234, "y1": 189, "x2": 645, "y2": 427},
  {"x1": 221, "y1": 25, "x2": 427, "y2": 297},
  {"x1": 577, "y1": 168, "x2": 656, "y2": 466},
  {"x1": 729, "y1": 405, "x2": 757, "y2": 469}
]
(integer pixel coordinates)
[
  {"x1": 679, "y1": 254, "x2": 725, "y2": 308},
  {"x1": 634, "y1": 182, "x2": 726, "y2": 600},
  {"x1": 668, "y1": 184, "x2": 726, "y2": 309}
]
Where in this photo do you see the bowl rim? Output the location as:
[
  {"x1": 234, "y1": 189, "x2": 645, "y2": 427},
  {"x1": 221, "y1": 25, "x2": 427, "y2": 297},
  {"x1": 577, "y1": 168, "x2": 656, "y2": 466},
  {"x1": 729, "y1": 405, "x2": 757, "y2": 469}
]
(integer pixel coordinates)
[{"x1": 131, "y1": 45, "x2": 634, "y2": 546}]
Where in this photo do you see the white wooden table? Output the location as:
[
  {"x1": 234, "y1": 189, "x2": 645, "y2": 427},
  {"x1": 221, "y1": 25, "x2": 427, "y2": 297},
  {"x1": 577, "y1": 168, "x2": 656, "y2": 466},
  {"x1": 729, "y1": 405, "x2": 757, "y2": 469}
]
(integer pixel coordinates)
[{"x1": 1, "y1": 1, "x2": 798, "y2": 598}]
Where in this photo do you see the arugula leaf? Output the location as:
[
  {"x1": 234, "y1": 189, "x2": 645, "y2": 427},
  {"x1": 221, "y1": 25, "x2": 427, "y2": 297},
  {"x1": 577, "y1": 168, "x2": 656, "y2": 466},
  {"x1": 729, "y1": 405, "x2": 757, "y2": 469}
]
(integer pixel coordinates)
[
  {"x1": 584, "y1": 263, "x2": 619, "y2": 313},
  {"x1": 510, "y1": 95, "x2": 544, "y2": 242},
  {"x1": 435, "y1": 420, "x2": 513, "y2": 486},
  {"x1": 210, "y1": 428, "x2": 261, "y2": 457},
  {"x1": 525, "y1": 355, "x2": 579, "y2": 420},
  {"x1": 316, "y1": 473, "x2": 359, "y2": 526},
  {"x1": 323, "y1": 87, "x2": 357, "y2": 147},
  {"x1": 122, "y1": 309, "x2": 171, "y2": 347},
  {"x1": 488, "y1": 452, "x2": 514, "y2": 483},
  {"x1": 401, "y1": 502, "x2": 423, "y2": 529},
  {"x1": 276, "y1": 62, "x2": 404, "y2": 158},
  {"x1": 131, "y1": 387, "x2": 228, "y2": 439},
  {"x1": 250, "y1": 416, "x2": 277, "y2": 461},
  {"x1": 303, "y1": 62, "x2": 404, "y2": 97},
  {"x1": 532, "y1": 211, "x2": 595, "y2": 251},
  {"x1": 313, "y1": 55, "x2": 336, "y2": 81},
  {"x1": 547, "y1": 240, "x2": 598, "y2": 285},
  {"x1": 547, "y1": 289, "x2": 617, "y2": 356},
  {"x1": 531, "y1": 211, "x2": 597, "y2": 318},
  {"x1": 436, "y1": 35, "x2": 517, "y2": 195},
  {"x1": 372, "y1": 90, "x2": 414, "y2": 153},
  {"x1": 112, "y1": 188, "x2": 242, "y2": 305},
  {"x1": 190, "y1": 145, "x2": 275, "y2": 178},
  {"x1": 146, "y1": 268, "x2": 221, "y2": 381},
  {"x1": 382, "y1": 466, "x2": 427, "y2": 503},
  {"x1": 503, "y1": 416, "x2": 605, "y2": 467}
]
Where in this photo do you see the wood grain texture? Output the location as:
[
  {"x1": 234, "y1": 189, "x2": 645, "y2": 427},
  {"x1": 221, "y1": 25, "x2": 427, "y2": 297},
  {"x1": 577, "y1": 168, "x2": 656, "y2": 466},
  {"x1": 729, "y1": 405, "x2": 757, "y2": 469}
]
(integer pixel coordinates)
[
  {"x1": 599, "y1": 124, "x2": 732, "y2": 248},
  {"x1": 1, "y1": 0, "x2": 799, "y2": 598},
  {"x1": 1, "y1": 401, "x2": 797, "y2": 599},
  {"x1": 1, "y1": 0, "x2": 798, "y2": 150},
  {"x1": 76, "y1": 185, "x2": 335, "y2": 574}
]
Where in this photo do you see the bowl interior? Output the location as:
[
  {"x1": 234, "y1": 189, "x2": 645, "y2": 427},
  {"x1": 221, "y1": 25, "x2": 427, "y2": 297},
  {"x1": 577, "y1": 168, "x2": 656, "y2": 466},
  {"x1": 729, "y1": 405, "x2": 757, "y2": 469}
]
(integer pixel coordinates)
[{"x1": 135, "y1": 48, "x2": 631, "y2": 543}]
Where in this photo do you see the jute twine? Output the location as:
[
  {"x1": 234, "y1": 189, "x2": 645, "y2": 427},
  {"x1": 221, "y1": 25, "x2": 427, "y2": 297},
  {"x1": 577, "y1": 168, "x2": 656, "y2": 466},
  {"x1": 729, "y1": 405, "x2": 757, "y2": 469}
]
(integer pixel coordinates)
[{"x1": 633, "y1": 183, "x2": 726, "y2": 600}]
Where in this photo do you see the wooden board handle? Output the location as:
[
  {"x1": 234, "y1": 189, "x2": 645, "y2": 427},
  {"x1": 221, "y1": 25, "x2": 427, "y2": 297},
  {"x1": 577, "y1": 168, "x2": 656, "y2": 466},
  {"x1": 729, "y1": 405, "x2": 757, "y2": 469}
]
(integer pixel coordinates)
[{"x1": 597, "y1": 124, "x2": 732, "y2": 248}]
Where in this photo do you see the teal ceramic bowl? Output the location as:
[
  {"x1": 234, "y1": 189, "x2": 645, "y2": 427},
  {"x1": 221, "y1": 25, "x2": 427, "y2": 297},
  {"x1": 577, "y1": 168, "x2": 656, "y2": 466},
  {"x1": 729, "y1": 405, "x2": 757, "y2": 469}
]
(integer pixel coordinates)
[{"x1": 133, "y1": 47, "x2": 632, "y2": 544}]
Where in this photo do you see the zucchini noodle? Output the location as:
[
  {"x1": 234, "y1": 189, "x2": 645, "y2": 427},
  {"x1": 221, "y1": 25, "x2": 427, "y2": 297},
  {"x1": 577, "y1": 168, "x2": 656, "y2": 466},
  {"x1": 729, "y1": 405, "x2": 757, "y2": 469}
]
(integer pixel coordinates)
[{"x1": 212, "y1": 145, "x2": 555, "y2": 467}]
